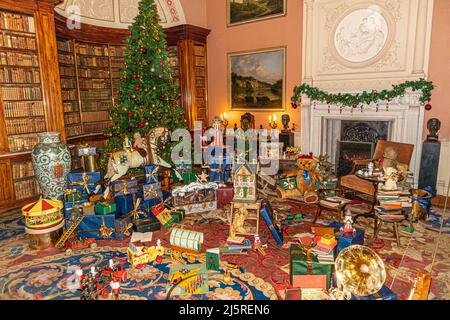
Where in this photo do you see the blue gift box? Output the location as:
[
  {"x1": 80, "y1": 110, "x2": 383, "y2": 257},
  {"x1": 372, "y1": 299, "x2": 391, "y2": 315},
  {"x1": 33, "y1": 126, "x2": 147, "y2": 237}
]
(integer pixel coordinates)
[
  {"x1": 141, "y1": 182, "x2": 163, "y2": 201},
  {"x1": 67, "y1": 214, "x2": 116, "y2": 240},
  {"x1": 114, "y1": 194, "x2": 137, "y2": 217},
  {"x1": 141, "y1": 191, "x2": 171, "y2": 213},
  {"x1": 144, "y1": 165, "x2": 160, "y2": 184},
  {"x1": 111, "y1": 179, "x2": 139, "y2": 196},
  {"x1": 328, "y1": 221, "x2": 365, "y2": 254},
  {"x1": 67, "y1": 172, "x2": 102, "y2": 196},
  {"x1": 351, "y1": 285, "x2": 398, "y2": 300},
  {"x1": 260, "y1": 200, "x2": 283, "y2": 244},
  {"x1": 115, "y1": 216, "x2": 133, "y2": 241},
  {"x1": 209, "y1": 156, "x2": 232, "y2": 183}
]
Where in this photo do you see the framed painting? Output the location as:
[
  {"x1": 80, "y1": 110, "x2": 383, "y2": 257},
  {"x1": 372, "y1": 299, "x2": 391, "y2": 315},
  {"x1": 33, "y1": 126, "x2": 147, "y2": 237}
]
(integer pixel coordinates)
[
  {"x1": 227, "y1": 0, "x2": 287, "y2": 26},
  {"x1": 228, "y1": 47, "x2": 286, "y2": 112}
]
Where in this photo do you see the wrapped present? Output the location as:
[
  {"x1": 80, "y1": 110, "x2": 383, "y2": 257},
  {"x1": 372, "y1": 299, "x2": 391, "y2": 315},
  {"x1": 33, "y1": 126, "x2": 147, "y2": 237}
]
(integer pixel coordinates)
[
  {"x1": 133, "y1": 215, "x2": 161, "y2": 232},
  {"x1": 260, "y1": 199, "x2": 283, "y2": 245},
  {"x1": 115, "y1": 216, "x2": 133, "y2": 241},
  {"x1": 316, "y1": 178, "x2": 338, "y2": 197},
  {"x1": 144, "y1": 165, "x2": 160, "y2": 184},
  {"x1": 140, "y1": 191, "x2": 170, "y2": 213},
  {"x1": 172, "y1": 182, "x2": 218, "y2": 214},
  {"x1": 64, "y1": 189, "x2": 81, "y2": 203},
  {"x1": 290, "y1": 244, "x2": 332, "y2": 290},
  {"x1": 95, "y1": 202, "x2": 117, "y2": 215},
  {"x1": 67, "y1": 172, "x2": 102, "y2": 196},
  {"x1": 170, "y1": 209, "x2": 185, "y2": 223},
  {"x1": 67, "y1": 214, "x2": 116, "y2": 240},
  {"x1": 111, "y1": 179, "x2": 139, "y2": 196},
  {"x1": 151, "y1": 203, "x2": 174, "y2": 228},
  {"x1": 279, "y1": 176, "x2": 297, "y2": 191},
  {"x1": 217, "y1": 184, "x2": 233, "y2": 207},
  {"x1": 351, "y1": 285, "x2": 397, "y2": 300},
  {"x1": 209, "y1": 155, "x2": 232, "y2": 183},
  {"x1": 142, "y1": 182, "x2": 163, "y2": 201},
  {"x1": 182, "y1": 171, "x2": 197, "y2": 185},
  {"x1": 115, "y1": 194, "x2": 135, "y2": 217},
  {"x1": 77, "y1": 145, "x2": 96, "y2": 157},
  {"x1": 328, "y1": 222, "x2": 365, "y2": 254}
]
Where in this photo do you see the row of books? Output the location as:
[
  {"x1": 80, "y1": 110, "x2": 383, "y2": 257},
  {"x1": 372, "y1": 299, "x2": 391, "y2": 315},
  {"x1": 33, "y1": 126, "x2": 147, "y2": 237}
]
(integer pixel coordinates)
[
  {"x1": 3, "y1": 100, "x2": 44, "y2": 118},
  {"x1": 111, "y1": 70, "x2": 122, "y2": 78},
  {"x1": 12, "y1": 161, "x2": 34, "y2": 180},
  {"x1": 79, "y1": 78, "x2": 111, "y2": 89},
  {"x1": 0, "y1": 12, "x2": 35, "y2": 34},
  {"x1": 64, "y1": 112, "x2": 81, "y2": 125},
  {"x1": 60, "y1": 78, "x2": 76, "y2": 89},
  {"x1": 76, "y1": 44, "x2": 108, "y2": 56},
  {"x1": 63, "y1": 101, "x2": 78, "y2": 113},
  {"x1": 77, "y1": 68, "x2": 110, "y2": 79},
  {"x1": 82, "y1": 110, "x2": 109, "y2": 122},
  {"x1": 1, "y1": 86, "x2": 42, "y2": 100},
  {"x1": 83, "y1": 121, "x2": 111, "y2": 134},
  {"x1": 61, "y1": 89, "x2": 77, "y2": 101},
  {"x1": 81, "y1": 100, "x2": 112, "y2": 112},
  {"x1": 58, "y1": 53, "x2": 74, "y2": 65},
  {"x1": 0, "y1": 32, "x2": 36, "y2": 50},
  {"x1": 79, "y1": 89, "x2": 111, "y2": 100},
  {"x1": 66, "y1": 124, "x2": 83, "y2": 137},
  {"x1": 8, "y1": 134, "x2": 39, "y2": 152},
  {"x1": 377, "y1": 190, "x2": 412, "y2": 215},
  {"x1": 110, "y1": 58, "x2": 124, "y2": 68},
  {"x1": 59, "y1": 65, "x2": 76, "y2": 77},
  {"x1": 57, "y1": 40, "x2": 73, "y2": 53},
  {"x1": 14, "y1": 178, "x2": 40, "y2": 201},
  {"x1": 109, "y1": 46, "x2": 126, "y2": 57},
  {"x1": 77, "y1": 56, "x2": 109, "y2": 68},
  {"x1": 5, "y1": 117, "x2": 46, "y2": 135},
  {"x1": 0, "y1": 67, "x2": 40, "y2": 83},
  {"x1": 0, "y1": 51, "x2": 39, "y2": 67}
]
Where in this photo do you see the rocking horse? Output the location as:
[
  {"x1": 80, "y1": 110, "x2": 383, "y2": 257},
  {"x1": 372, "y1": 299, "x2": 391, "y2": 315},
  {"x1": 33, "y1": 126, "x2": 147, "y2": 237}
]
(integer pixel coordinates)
[{"x1": 105, "y1": 127, "x2": 181, "y2": 183}]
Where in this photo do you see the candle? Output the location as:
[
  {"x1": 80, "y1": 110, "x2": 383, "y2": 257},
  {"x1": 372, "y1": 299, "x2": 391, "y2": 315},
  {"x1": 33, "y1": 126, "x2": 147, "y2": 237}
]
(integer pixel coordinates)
[
  {"x1": 224, "y1": 112, "x2": 229, "y2": 120},
  {"x1": 273, "y1": 114, "x2": 277, "y2": 123},
  {"x1": 269, "y1": 115, "x2": 272, "y2": 123}
]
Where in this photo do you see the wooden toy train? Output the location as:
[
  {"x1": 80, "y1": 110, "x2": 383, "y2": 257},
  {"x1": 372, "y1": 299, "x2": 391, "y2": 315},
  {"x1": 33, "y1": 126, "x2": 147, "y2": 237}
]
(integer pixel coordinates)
[{"x1": 169, "y1": 228, "x2": 204, "y2": 263}]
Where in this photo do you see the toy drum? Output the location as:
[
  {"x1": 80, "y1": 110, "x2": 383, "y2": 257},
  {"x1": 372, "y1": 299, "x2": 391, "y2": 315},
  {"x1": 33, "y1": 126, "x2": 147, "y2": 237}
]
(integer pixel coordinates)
[{"x1": 25, "y1": 220, "x2": 64, "y2": 250}]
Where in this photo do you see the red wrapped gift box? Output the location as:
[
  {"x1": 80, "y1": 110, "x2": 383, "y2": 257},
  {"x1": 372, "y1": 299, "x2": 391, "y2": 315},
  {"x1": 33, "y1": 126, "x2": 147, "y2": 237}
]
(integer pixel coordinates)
[{"x1": 217, "y1": 184, "x2": 233, "y2": 207}]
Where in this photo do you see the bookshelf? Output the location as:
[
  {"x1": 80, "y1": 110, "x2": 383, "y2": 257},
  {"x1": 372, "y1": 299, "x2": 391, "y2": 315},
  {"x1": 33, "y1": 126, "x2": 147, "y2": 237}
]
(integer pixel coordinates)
[
  {"x1": 0, "y1": 11, "x2": 46, "y2": 153},
  {"x1": 56, "y1": 39, "x2": 126, "y2": 139}
]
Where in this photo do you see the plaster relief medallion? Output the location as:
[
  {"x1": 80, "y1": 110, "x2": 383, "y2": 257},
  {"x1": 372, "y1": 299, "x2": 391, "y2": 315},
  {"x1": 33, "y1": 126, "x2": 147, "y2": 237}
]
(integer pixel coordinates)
[{"x1": 333, "y1": 5, "x2": 389, "y2": 64}]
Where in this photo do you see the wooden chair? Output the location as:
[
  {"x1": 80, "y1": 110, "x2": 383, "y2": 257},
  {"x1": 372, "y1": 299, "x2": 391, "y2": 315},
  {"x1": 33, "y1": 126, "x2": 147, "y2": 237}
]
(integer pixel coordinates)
[{"x1": 340, "y1": 140, "x2": 414, "y2": 221}]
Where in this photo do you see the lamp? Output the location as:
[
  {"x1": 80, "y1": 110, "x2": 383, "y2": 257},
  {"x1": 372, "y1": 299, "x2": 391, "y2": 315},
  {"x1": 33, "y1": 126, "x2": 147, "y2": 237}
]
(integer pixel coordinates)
[{"x1": 269, "y1": 113, "x2": 278, "y2": 129}]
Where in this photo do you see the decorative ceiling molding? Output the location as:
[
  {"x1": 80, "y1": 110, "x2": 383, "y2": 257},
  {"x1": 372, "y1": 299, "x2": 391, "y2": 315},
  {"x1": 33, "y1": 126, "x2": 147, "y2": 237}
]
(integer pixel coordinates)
[{"x1": 55, "y1": 0, "x2": 186, "y2": 29}]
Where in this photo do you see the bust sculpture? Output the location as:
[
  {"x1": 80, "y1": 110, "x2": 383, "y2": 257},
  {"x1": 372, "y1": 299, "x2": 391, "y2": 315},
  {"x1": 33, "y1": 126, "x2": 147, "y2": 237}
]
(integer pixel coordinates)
[
  {"x1": 281, "y1": 114, "x2": 290, "y2": 132},
  {"x1": 426, "y1": 118, "x2": 441, "y2": 142}
]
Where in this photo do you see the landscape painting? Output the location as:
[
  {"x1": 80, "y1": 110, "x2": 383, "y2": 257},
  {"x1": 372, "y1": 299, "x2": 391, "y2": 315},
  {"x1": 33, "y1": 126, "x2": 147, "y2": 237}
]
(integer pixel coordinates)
[
  {"x1": 228, "y1": 0, "x2": 286, "y2": 26},
  {"x1": 229, "y1": 47, "x2": 285, "y2": 111}
]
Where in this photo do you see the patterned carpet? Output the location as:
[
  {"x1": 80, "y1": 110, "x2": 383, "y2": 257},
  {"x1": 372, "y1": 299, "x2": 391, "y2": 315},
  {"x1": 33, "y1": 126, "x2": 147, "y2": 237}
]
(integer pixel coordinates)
[{"x1": 0, "y1": 198, "x2": 448, "y2": 300}]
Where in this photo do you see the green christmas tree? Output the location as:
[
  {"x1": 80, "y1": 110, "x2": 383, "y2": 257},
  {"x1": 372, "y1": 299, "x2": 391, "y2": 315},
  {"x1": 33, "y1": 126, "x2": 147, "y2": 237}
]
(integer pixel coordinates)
[{"x1": 101, "y1": 0, "x2": 185, "y2": 169}]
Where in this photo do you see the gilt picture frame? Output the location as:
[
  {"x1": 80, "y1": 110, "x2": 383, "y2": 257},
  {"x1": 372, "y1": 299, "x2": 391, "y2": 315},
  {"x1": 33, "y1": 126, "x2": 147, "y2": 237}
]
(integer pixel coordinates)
[
  {"x1": 228, "y1": 47, "x2": 286, "y2": 112},
  {"x1": 227, "y1": 0, "x2": 287, "y2": 27}
]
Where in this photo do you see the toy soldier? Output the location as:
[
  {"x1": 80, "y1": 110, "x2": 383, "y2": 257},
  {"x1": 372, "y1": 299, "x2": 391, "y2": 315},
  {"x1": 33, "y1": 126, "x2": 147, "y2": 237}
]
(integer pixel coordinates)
[
  {"x1": 123, "y1": 135, "x2": 133, "y2": 152},
  {"x1": 110, "y1": 278, "x2": 121, "y2": 300}
]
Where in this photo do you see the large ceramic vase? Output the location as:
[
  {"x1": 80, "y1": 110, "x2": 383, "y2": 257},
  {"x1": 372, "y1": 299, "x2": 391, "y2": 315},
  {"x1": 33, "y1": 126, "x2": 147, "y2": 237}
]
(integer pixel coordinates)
[{"x1": 32, "y1": 132, "x2": 71, "y2": 200}]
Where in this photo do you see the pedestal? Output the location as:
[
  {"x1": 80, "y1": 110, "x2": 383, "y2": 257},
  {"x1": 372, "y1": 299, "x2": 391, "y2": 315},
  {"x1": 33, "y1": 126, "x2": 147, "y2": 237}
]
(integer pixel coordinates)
[
  {"x1": 280, "y1": 131, "x2": 294, "y2": 152},
  {"x1": 418, "y1": 141, "x2": 441, "y2": 194}
]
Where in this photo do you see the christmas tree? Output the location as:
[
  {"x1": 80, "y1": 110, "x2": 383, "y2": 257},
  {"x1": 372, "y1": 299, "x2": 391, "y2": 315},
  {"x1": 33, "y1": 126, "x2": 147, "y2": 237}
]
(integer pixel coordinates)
[{"x1": 101, "y1": 0, "x2": 185, "y2": 169}]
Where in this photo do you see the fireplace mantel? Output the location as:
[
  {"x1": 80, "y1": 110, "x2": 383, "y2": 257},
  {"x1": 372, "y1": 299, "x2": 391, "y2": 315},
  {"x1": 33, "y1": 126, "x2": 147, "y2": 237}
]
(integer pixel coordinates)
[{"x1": 301, "y1": 91, "x2": 425, "y2": 186}]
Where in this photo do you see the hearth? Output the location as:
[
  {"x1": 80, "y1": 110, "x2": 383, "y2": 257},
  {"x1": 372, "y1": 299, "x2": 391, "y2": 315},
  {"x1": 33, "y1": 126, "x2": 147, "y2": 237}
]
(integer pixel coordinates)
[{"x1": 336, "y1": 141, "x2": 375, "y2": 177}]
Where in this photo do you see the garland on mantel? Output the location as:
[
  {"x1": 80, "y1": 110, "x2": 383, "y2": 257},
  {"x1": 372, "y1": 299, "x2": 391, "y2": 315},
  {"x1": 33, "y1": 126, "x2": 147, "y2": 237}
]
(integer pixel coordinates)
[{"x1": 291, "y1": 79, "x2": 434, "y2": 110}]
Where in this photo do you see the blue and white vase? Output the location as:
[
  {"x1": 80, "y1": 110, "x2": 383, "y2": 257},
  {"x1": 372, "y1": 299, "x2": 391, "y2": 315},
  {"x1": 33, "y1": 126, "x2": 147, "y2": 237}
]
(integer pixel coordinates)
[{"x1": 32, "y1": 132, "x2": 71, "y2": 200}]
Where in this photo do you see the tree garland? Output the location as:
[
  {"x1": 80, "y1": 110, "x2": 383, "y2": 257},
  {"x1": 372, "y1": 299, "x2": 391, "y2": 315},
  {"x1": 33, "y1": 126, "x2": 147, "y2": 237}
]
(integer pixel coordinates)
[{"x1": 291, "y1": 78, "x2": 434, "y2": 109}]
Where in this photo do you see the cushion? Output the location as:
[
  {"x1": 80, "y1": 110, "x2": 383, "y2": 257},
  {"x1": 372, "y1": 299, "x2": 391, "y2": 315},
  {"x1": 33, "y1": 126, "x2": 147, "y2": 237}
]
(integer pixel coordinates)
[{"x1": 340, "y1": 175, "x2": 375, "y2": 195}]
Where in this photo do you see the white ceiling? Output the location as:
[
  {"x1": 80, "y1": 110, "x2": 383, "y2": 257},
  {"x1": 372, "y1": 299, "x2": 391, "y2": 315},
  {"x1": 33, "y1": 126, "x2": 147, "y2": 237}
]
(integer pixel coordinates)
[{"x1": 55, "y1": 0, "x2": 186, "y2": 29}]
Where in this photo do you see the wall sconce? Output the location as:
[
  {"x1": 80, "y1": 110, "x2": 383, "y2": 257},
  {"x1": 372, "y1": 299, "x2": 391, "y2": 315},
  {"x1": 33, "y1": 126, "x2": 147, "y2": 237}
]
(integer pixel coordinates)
[
  {"x1": 220, "y1": 112, "x2": 229, "y2": 129},
  {"x1": 269, "y1": 113, "x2": 278, "y2": 129}
]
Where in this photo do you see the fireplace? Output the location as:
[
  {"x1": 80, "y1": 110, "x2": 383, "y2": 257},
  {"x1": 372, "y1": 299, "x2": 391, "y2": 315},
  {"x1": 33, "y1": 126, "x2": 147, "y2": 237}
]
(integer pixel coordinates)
[{"x1": 336, "y1": 141, "x2": 375, "y2": 177}]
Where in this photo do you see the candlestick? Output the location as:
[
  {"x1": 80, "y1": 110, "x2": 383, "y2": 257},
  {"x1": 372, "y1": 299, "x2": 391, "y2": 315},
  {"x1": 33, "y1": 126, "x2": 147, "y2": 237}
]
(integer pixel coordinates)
[{"x1": 269, "y1": 113, "x2": 278, "y2": 129}]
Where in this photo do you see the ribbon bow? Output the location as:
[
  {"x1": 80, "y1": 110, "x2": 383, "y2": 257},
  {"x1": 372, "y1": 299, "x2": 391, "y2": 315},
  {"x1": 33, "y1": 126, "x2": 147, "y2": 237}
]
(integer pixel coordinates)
[
  {"x1": 71, "y1": 174, "x2": 94, "y2": 194},
  {"x1": 129, "y1": 196, "x2": 142, "y2": 221},
  {"x1": 144, "y1": 186, "x2": 159, "y2": 199},
  {"x1": 146, "y1": 167, "x2": 160, "y2": 182},
  {"x1": 302, "y1": 171, "x2": 311, "y2": 186},
  {"x1": 98, "y1": 216, "x2": 114, "y2": 239}
]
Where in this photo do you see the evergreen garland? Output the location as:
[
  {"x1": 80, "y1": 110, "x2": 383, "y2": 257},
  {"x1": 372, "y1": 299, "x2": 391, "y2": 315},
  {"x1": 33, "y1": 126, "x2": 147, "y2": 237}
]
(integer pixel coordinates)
[{"x1": 291, "y1": 79, "x2": 434, "y2": 108}]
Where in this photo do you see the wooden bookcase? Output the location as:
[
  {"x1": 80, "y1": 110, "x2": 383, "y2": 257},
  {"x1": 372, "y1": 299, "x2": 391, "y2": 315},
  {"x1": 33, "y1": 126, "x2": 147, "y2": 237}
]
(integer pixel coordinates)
[{"x1": 0, "y1": 0, "x2": 64, "y2": 211}]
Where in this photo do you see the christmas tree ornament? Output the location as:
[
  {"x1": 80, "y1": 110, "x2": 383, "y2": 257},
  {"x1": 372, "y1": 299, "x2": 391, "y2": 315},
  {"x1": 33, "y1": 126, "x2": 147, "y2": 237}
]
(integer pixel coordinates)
[{"x1": 425, "y1": 103, "x2": 432, "y2": 111}]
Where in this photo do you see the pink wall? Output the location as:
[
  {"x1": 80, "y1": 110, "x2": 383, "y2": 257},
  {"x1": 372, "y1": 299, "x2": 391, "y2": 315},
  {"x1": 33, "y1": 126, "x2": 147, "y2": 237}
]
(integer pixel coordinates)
[
  {"x1": 205, "y1": 0, "x2": 303, "y2": 129},
  {"x1": 426, "y1": 0, "x2": 450, "y2": 139}
]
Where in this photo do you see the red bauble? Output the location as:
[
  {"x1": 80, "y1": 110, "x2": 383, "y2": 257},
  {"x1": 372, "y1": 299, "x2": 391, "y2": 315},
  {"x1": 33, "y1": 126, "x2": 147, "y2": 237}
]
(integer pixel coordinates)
[
  {"x1": 291, "y1": 103, "x2": 298, "y2": 109},
  {"x1": 425, "y1": 103, "x2": 432, "y2": 111},
  {"x1": 140, "y1": 122, "x2": 145, "y2": 127},
  {"x1": 141, "y1": 48, "x2": 147, "y2": 54},
  {"x1": 159, "y1": 61, "x2": 164, "y2": 67},
  {"x1": 132, "y1": 74, "x2": 138, "y2": 79},
  {"x1": 134, "y1": 85, "x2": 140, "y2": 91},
  {"x1": 127, "y1": 113, "x2": 132, "y2": 117}
]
